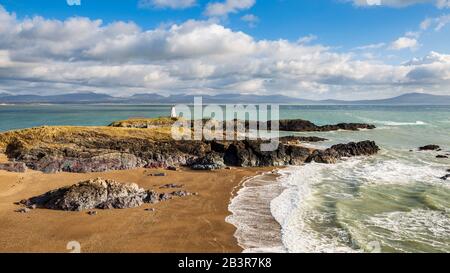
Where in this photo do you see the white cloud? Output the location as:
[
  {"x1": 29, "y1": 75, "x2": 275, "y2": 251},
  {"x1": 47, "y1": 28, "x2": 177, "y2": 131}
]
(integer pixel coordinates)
[
  {"x1": 241, "y1": 14, "x2": 259, "y2": 27},
  {"x1": 67, "y1": 0, "x2": 81, "y2": 6},
  {"x1": 421, "y1": 14, "x2": 450, "y2": 31},
  {"x1": 353, "y1": 42, "x2": 386, "y2": 50},
  {"x1": 389, "y1": 36, "x2": 419, "y2": 50},
  {"x1": 205, "y1": 0, "x2": 255, "y2": 17},
  {"x1": 138, "y1": 0, "x2": 196, "y2": 9},
  {"x1": 0, "y1": 5, "x2": 449, "y2": 99},
  {"x1": 297, "y1": 35, "x2": 318, "y2": 45}
]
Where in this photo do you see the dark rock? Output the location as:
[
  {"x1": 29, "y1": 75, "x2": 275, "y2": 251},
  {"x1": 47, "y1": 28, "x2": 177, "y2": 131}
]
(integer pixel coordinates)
[
  {"x1": 166, "y1": 166, "x2": 178, "y2": 171},
  {"x1": 307, "y1": 141, "x2": 379, "y2": 164},
  {"x1": 306, "y1": 149, "x2": 341, "y2": 164},
  {"x1": 278, "y1": 136, "x2": 328, "y2": 143},
  {"x1": 223, "y1": 139, "x2": 291, "y2": 167},
  {"x1": 330, "y1": 141, "x2": 380, "y2": 157},
  {"x1": 159, "y1": 193, "x2": 172, "y2": 201},
  {"x1": 171, "y1": 191, "x2": 190, "y2": 197},
  {"x1": 446, "y1": 169, "x2": 450, "y2": 173},
  {"x1": 273, "y1": 120, "x2": 375, "y2": 132},
  {"x1": 436, "y1": 155, "x2": 448, "y2": 159},
  {"x1": 190, "y1": 153, "x2": 226, "y2": 170},
  {"x1": 0, "y1": 162, "x2": 27, "y2": 173},
  {"x1": 145, "y1": 208, "x2": 155, "y2": 212},
  {"x1": 440, "y1": 174, "x2": 450, "y2": 181},
  {"x1": 87, "y1": 211, "x2": 97, "y2": 216},
  {"x1": 24, "y1": 178, "x2": 147, "y2": 211},
  {"x1": 143, "y1": 190, "x2": 159, "y2": 204},
  {"x1": 160, "y1": 184, "x2": 183, "y2": 189},
  {"x1": 286, "y1": 145, "x2": 313, "y2": 165},
  {"x1": 151, "y1": 173, "x2": 167, "y2": 177},
  {"x1": 419, "y1": 145, "x2": 440, "y2": 151}
]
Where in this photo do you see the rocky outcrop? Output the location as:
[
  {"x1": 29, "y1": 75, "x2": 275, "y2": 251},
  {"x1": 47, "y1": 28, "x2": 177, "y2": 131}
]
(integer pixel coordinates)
[
  {"x1": 3, "y1": 136, "x2": 380, "y2": 172},
  {"x1": 20, "y1": 178, "x2": 192, "y2": 211},
  {"x1": 0, "y1": 162, "x2": 27, "y2": 173},
  {"x1": 110, "y1": 118, "x2": 375, "y2": 133},
  {"x1": 419, "y1": 145, "x2": 440, "y2": 151},
  {"x1": 0, "y1": 119, "x2": 380, "y2": 173},
  {"x1": 276, "y1": 120, "x2": 376, "y2": 132},
  {"x1": 441, "y1": 174, "x2": 450, "y2": 181},
  {"x1": 5, "y1": 137, "x2": 209, "y2": 173},
  {"x1": 278, "y1": 136, "x2": 328, "y2": 143},
  {"x1": 306, "y1": 141, "x2": 379, "y2": 164}
]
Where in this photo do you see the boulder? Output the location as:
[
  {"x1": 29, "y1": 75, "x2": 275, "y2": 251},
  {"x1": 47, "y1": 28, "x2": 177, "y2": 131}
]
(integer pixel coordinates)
[
  {"x1": 24, "y1": 178, "x2": 147, "y2": 211},
  {"x1": 306, "y1": 149, "x2": 341, "y2": 164},
  {"x1": 419, "y1": 145, "x2": 440, "y2": 151},
  {"x1": 307, "y1": 141, "x2": 379, "y2": 164},
  {"x1": 330, "y1": 141, "x2": 380, "y2": 157}
]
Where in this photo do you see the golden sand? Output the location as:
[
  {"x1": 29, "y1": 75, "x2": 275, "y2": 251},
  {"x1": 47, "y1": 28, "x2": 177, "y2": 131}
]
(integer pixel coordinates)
[{"x1": 0, "y1": 163, "x2": 274, "y2": 253}]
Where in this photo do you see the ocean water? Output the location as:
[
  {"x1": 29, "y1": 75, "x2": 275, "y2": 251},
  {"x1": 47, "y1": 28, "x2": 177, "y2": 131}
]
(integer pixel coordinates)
[
  {"x1": 1, "y1": 104, "x2": 450, "y2": 252},
  {"x1": 227, "y1": 105, "x2": 450, "y2": 253}
]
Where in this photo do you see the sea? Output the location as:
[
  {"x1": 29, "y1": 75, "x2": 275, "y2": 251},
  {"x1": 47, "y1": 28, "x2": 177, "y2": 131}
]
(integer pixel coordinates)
[{"x1": 0, "y1": 104, "x2": 449, "y2": 253}]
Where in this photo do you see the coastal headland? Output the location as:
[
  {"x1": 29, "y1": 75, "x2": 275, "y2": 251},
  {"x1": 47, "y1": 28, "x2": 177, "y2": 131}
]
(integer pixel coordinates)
[{"x1": 0, "y1": 117, "x2": 379, "y2": 252}]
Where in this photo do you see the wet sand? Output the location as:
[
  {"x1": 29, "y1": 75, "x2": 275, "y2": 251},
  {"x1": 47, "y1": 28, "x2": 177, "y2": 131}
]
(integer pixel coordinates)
[{"x1": 0, "y1": 163, "x2": 275, "y2": 253}]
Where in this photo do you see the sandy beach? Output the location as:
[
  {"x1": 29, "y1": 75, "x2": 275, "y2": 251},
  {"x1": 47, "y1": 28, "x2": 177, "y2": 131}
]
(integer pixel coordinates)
[{"x1": 0, "y1": 159, "x2": 275, "y2": 253}]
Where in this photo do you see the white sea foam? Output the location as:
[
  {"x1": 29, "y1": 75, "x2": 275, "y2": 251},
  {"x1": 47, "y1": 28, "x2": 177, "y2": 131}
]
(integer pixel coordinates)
[
  {"x1": 269, "y1": 155, "x2": 448, "y2": 253},
  {"x1": 226, "y1": 172, "x2": 287, "y2": 253},
  {"x1": 375, "y1": 120, "x2": 427, "y2": 126},
  {"x1": 365, "y1": 209, "x2": 450, "y2": 252}
]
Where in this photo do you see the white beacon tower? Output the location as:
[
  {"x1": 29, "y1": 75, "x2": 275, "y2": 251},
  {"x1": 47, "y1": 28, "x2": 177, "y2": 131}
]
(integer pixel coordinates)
[{"x1": 170, "y1": 106, "x2": 177, "y2": 118}]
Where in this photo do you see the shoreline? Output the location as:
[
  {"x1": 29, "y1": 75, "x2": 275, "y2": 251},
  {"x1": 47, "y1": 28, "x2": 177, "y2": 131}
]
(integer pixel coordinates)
[
  {"x1": 0, "y1": 165, "x2": 275, "y2": 253},
  {"x1": 226, "y1": 169, "x2": 287, "y2": 253}
]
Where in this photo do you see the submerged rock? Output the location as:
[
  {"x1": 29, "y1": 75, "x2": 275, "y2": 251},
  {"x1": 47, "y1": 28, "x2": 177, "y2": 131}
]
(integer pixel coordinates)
[
  {"x1": 275, "y1": 119, "x2": 375, "y2": 132},
  {"x1": 436, "y1": 155, "x2": 448, "y2": 159},
  {"x1": 419, "y1": 145, "x2": 440, "y2": 151},
  {"x1": 441, "y1": 174, "x2": 450, "y2": 181}
]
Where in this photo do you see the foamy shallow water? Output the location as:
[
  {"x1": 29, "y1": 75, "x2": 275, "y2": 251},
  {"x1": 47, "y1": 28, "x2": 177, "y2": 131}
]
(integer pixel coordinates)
[
  {"x1": 229, "y1": 155, "x2": 450, "y2": 253},
  {"x1": 227, "y1": 106, "x2": 450, "y2": 253}
]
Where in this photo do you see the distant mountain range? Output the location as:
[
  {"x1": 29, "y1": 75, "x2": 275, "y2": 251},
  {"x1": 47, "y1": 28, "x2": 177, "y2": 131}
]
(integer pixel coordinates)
[{"x1": 0, "y1": 92, "x2": 449, "y2": 105}]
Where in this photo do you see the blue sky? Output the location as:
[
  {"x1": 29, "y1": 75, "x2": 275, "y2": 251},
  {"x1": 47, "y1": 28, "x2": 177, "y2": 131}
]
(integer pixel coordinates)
[{"x1": 0, "y1": 0, "x2": 449, "y2": 99}]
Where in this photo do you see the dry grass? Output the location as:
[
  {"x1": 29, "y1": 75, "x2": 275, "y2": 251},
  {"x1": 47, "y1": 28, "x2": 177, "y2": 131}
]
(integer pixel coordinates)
[
  {"x1": 109, "y1": 117, "x2": 183, "y2": 128},
  {"x1": 0, "y1": 125, "x2": 177, "y2": 151}
]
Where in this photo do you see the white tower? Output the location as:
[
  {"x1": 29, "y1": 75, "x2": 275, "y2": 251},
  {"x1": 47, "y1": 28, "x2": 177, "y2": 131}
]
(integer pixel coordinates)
[{"x1": 170, "y1": 106, "x2": 177, "y2": 118}]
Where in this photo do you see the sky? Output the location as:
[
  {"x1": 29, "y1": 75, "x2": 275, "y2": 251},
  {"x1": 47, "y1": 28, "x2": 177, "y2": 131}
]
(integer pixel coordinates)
[{"x1": 0, "y1": 0, "x2": 449, "y2": 100}]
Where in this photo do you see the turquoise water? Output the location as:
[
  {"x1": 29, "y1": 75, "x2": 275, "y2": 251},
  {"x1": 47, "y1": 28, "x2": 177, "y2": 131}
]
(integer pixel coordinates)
[{"x1": 1, "y1": 104, "x2": 450, "y2": 253}]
